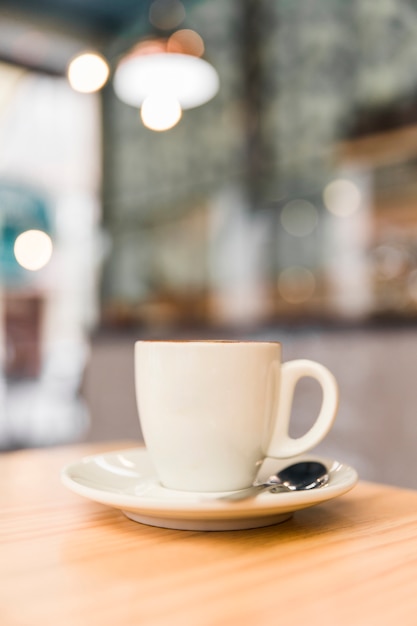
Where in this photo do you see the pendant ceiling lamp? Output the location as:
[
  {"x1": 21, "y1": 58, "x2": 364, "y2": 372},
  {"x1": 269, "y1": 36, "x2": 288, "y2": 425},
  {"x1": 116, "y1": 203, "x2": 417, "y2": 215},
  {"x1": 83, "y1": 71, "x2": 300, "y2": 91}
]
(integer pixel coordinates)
[
  {"x1": 66, "y1": 2, "x2": 220, "y2": 131},
  {"x1": 113, "y1": 22, "x2": 220, "y2": 131}
]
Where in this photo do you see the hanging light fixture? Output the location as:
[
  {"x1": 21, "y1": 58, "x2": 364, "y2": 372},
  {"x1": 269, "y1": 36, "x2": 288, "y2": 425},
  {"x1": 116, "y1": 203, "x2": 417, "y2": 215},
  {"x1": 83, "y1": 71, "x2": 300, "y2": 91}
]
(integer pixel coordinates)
[
  {"x1": 65, "y1": 1, "x2": 220, "y2": 131},
  {"x1": 113, "y1": 24, "x2": 220, "y2": 131}
]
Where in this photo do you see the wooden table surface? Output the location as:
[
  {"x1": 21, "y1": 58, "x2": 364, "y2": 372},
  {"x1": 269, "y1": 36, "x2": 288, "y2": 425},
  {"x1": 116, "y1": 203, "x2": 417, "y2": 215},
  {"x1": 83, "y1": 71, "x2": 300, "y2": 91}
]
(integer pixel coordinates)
[{"x1": 1, "y1": 441, "x2": 417, "y2": 626}]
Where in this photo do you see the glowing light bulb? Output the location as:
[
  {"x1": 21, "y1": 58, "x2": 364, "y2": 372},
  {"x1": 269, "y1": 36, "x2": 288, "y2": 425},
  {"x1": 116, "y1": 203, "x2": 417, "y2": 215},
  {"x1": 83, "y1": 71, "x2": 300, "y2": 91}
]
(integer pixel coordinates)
[
  {"x1": 67, "y1": 52, "x2": 109, "y2": 94},
  {"x1": 140, "y1": 94, "x2": 182, "y2": 131},
  {"x1": 14, "y1": 229, "x2": 53, "y2": 271}
]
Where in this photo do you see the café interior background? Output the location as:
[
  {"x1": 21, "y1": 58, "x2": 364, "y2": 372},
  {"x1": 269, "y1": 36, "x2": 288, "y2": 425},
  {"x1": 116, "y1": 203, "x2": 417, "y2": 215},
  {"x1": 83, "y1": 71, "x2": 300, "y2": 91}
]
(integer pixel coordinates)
[{"x1": 1, "y1": 0, "x2": 417, "y2": 488}]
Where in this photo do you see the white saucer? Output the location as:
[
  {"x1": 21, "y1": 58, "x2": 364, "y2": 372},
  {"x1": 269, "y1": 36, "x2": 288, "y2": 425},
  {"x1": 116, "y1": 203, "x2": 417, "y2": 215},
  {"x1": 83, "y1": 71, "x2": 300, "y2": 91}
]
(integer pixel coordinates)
[{"x1": 61, "y1": 448, "x2": 358, "y2": 531}]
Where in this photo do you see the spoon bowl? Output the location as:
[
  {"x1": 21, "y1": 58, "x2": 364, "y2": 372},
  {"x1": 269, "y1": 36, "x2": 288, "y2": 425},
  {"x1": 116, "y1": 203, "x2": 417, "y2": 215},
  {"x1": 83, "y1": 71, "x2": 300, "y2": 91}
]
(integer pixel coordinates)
[{"x1": 220, "y1": 460, "x2": 329, "y2": 502}]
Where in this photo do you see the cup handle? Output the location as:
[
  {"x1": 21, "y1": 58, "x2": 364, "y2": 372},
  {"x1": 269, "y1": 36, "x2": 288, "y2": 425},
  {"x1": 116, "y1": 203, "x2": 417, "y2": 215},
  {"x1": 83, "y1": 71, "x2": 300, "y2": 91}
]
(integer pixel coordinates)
[{"x1": 264, "y1": 359, "x2": 339, "y2": 458}]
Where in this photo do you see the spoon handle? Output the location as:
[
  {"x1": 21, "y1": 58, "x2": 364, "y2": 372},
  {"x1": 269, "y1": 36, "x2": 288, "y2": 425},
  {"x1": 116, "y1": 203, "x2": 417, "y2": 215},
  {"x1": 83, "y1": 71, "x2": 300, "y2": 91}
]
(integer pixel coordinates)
[{"x1": 218, "y1": 483, "x2": 282, "y2": 502}]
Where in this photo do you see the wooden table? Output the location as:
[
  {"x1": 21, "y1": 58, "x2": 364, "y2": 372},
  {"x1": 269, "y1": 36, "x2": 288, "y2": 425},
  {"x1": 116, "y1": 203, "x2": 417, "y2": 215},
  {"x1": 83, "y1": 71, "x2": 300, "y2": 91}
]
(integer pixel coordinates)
[{"x1": 1, "y1": 441, "x2": 417, "y2": 626}]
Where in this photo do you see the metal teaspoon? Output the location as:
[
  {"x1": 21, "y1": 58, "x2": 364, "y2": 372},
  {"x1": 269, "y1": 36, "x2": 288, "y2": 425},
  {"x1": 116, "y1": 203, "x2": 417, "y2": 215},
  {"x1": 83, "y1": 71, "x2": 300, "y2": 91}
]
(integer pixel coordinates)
[{"x1": 220, "y1": 460, "x2": 329, "y2": 502}]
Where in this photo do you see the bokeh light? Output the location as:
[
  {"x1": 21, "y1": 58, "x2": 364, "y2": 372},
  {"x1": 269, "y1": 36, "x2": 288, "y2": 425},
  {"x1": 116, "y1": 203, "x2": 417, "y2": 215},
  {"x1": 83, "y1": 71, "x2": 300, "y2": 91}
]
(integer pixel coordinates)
[
  {"x1": 278, "y1": 266, "x2": 316, "y2": 303},
  {"x1": 407, "y1": 269, "x2": 417, "y2": 302},
  {"x1": 149, "y1": 0, "x2": 186, "y2": 30},
  {"x1": 167, "y1": 30, "x2": 205, "y2": 57},
  {"x1": 67, "y1": 52, "x2": 110, "y2": 94},
  {"x1": 14, "y1": 229, "x2": 53, "y2": 271},
  {"x1": 323, "y1": 179, "x2": 362, "y2": 217},
  {"x1": 140, "y1": 94, "x2": 182, "y2": 131},
  {"x1": 372, "y1": 244, "x2": 409, "y2": 280},
  {"x1": 280, "y1": 199, "x2": 318, "y2": 237}
]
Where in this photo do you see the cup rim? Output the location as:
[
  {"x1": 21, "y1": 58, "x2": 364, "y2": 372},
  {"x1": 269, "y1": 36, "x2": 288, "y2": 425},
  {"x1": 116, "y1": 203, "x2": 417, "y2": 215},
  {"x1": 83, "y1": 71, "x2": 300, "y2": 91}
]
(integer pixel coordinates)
[{"x1": 135, "y1": 339, "x2": 281, "y2": 346}]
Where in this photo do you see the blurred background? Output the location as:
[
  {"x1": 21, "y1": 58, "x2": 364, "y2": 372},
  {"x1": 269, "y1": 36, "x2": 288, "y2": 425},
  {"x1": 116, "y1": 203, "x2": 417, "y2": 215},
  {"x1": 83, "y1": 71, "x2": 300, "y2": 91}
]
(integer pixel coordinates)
[{"x1": 1, "y1": 0, "x2": 417, "y2": 488}]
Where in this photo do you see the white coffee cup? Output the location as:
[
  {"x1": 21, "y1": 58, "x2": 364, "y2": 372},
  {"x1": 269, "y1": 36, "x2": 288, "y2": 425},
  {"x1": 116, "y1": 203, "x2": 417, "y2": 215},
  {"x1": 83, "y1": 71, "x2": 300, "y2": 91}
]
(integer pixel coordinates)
[{"x1": 135, "y1": 340, "x2": 339, "y2": 492}]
